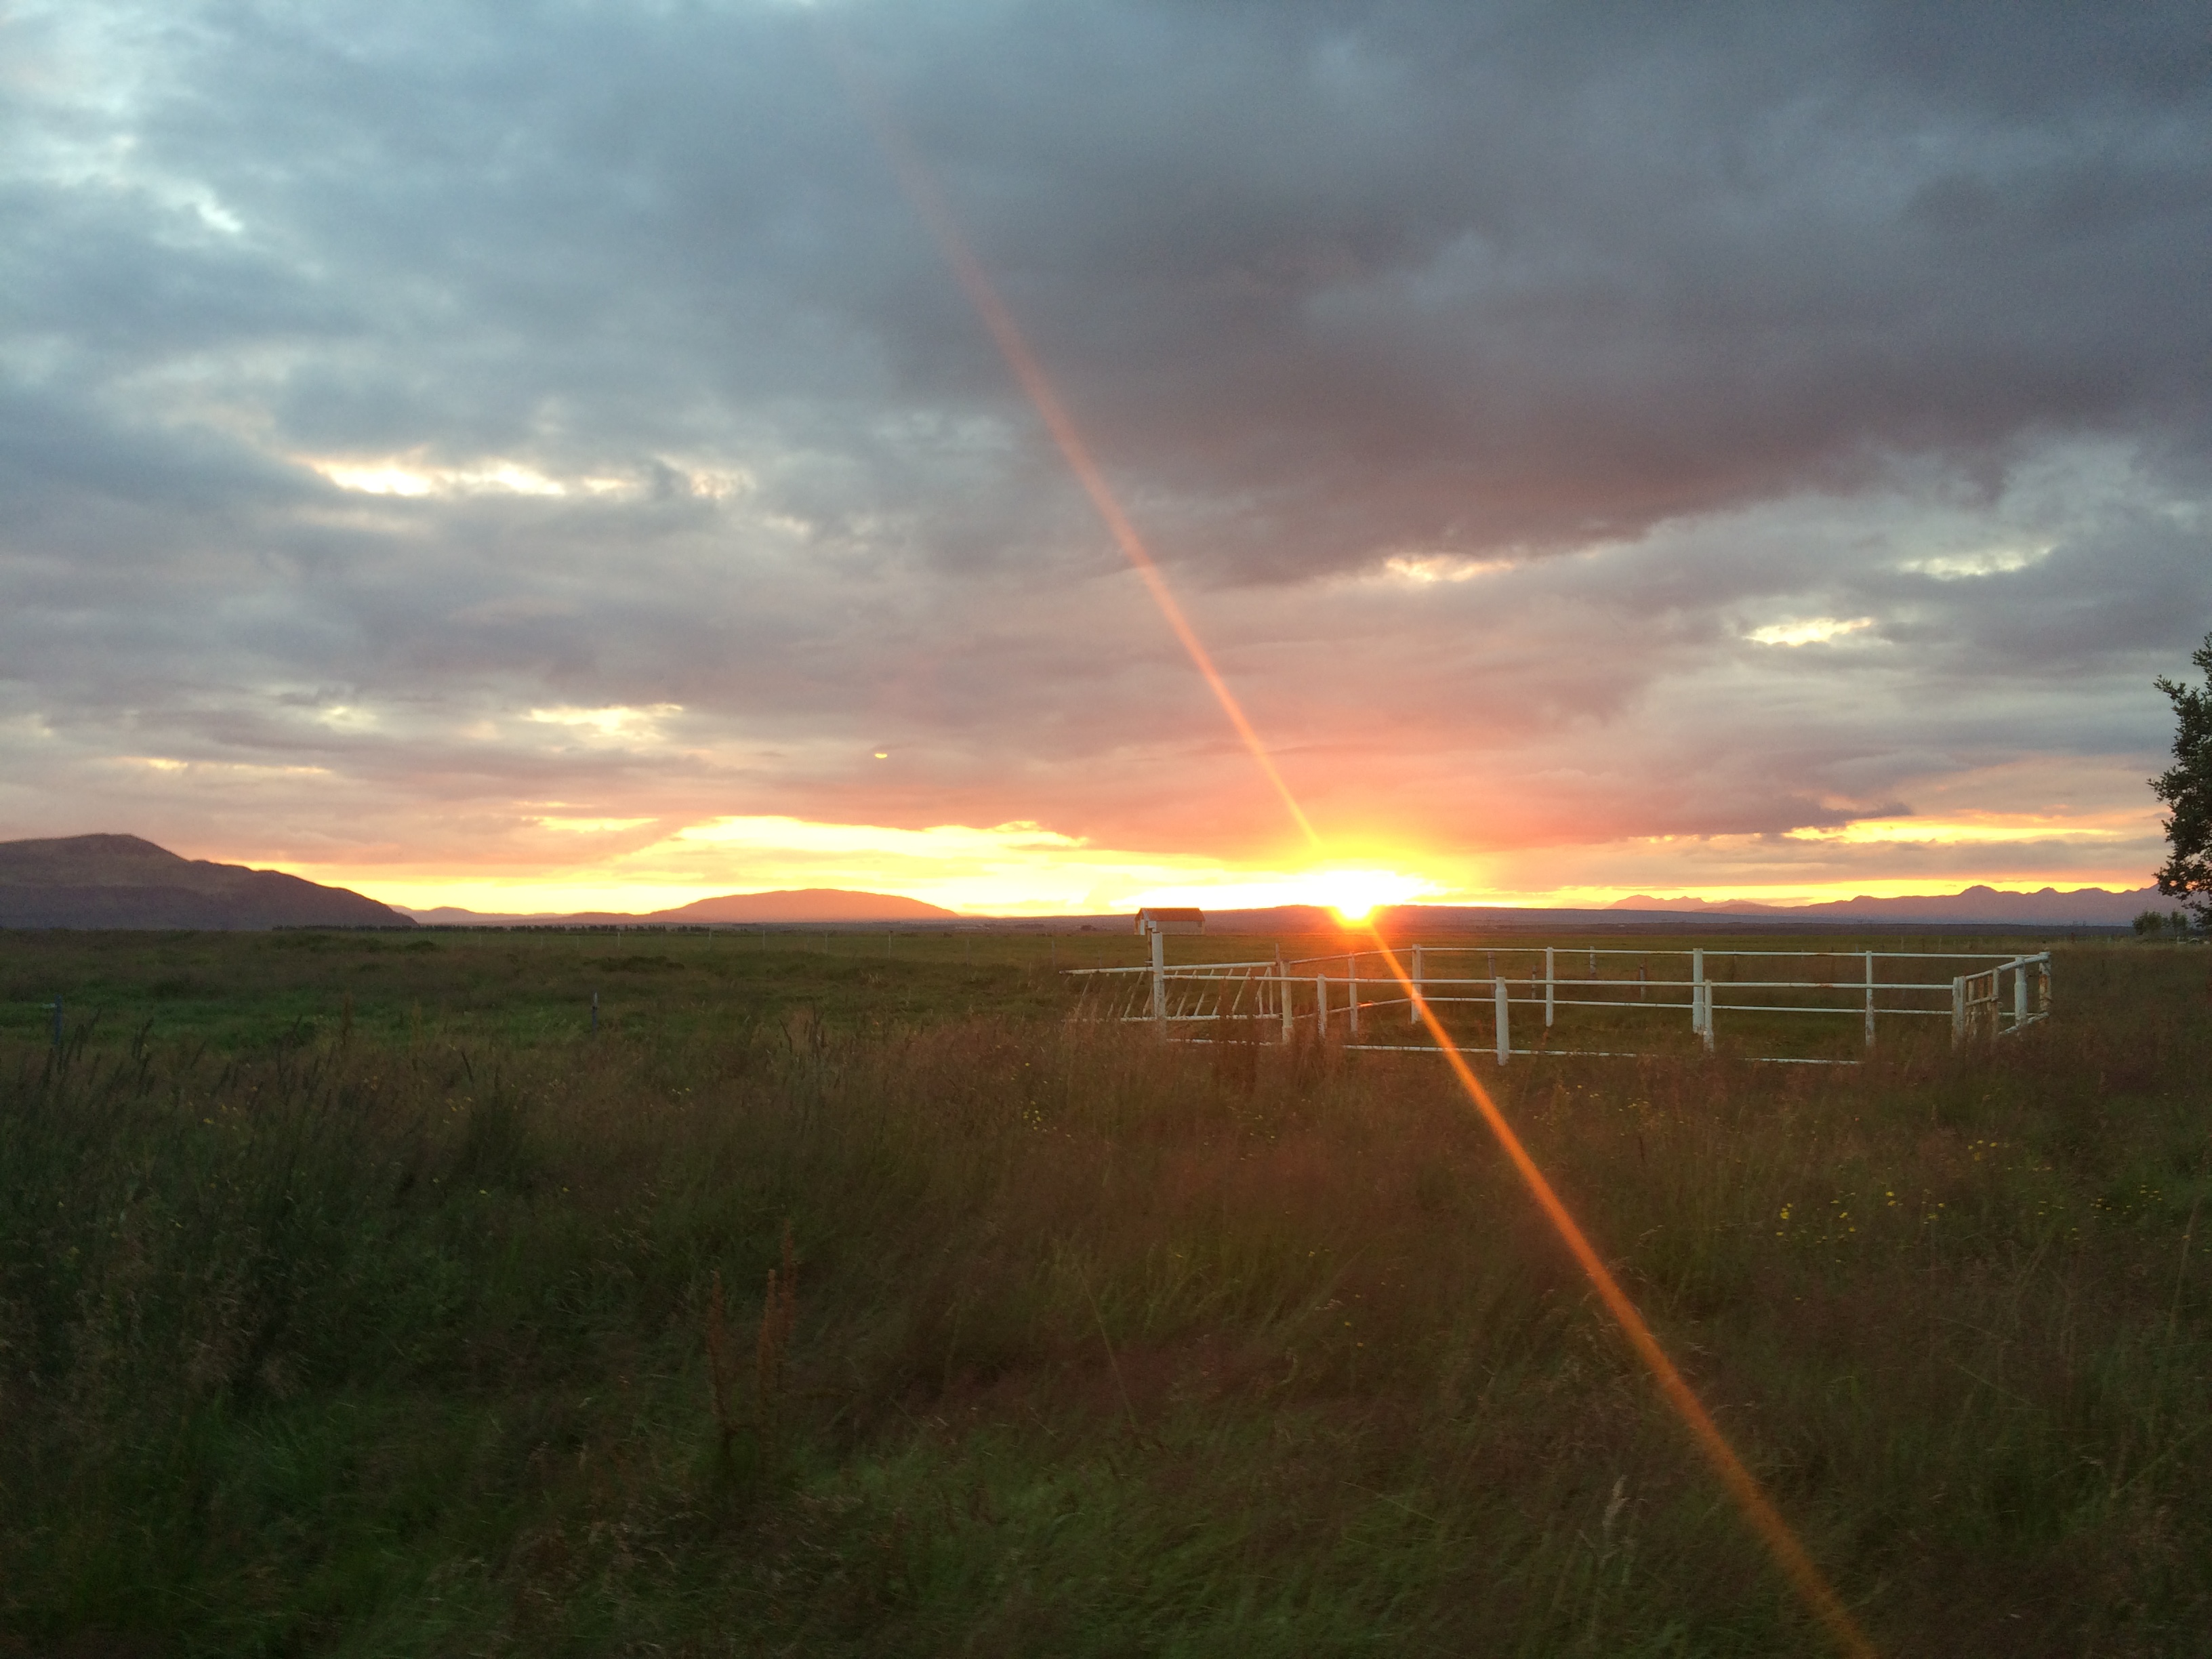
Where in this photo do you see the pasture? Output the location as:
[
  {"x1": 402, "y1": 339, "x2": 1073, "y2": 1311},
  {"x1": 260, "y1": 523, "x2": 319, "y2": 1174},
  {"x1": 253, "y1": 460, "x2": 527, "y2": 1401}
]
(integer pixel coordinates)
[{"x1": 2, "y1": 926, "x2": 2209, "y2": 1656}]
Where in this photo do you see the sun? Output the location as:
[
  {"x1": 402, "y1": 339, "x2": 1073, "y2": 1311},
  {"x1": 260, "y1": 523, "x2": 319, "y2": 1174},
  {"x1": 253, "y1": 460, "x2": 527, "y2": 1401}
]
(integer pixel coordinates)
[
  {"x1": 1305, "y1": 868, "x2": 1429, "y2": 924},
  {"x1": 1329, "y1": 886, "x2": 1380, "y2": 922}
]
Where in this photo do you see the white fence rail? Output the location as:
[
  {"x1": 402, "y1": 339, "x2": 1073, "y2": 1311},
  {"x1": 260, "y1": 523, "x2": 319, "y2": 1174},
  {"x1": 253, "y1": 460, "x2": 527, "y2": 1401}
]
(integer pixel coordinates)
[{"x1": 1065, "y1": 944, "x2": 2052, "y2": 1065}]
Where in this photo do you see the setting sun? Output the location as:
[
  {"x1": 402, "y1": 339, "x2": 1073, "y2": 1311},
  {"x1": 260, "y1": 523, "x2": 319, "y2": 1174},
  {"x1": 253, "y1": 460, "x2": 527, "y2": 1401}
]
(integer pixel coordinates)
[{"x1": 1303, "y1": 868, "x2": 1433, "y2": 922}]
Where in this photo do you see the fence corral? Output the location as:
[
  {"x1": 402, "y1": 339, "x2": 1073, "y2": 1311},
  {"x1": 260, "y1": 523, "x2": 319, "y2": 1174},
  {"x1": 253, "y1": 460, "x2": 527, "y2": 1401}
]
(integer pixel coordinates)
[{"x1": 1066, "y1": 943, "x2": 2053, "y2": 1065}]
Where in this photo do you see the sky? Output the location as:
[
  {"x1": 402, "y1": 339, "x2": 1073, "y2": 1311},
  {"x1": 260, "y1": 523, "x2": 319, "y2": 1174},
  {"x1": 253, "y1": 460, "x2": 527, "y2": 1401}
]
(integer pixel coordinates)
[{"x1": 3, "y1": 0, "x2": 2209, "y2": 916}]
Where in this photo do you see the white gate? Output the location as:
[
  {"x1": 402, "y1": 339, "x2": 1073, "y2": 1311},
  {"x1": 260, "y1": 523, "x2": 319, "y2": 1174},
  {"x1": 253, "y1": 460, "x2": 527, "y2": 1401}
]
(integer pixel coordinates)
[{"x1": 1066, "y1": 944, "x2": 2053, "y2": 1065}]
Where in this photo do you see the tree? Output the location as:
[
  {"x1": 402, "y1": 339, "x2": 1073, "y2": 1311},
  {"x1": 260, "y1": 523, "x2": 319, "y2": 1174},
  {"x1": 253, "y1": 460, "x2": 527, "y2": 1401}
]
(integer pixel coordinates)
[{"x1": 2152, "y1": 630, "x2": 2212, "y2": 924}]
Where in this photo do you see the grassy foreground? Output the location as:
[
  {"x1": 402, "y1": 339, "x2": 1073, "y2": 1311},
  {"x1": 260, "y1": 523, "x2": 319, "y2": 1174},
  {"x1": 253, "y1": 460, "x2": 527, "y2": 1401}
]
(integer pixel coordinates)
[{"x1": 3, "y1": 937, "x2": 2209, "y2": 1655}]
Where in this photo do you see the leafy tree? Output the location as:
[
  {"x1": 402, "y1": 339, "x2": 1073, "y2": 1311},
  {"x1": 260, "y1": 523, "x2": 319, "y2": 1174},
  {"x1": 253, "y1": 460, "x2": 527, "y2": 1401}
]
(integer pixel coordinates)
[{"x1": 2152, "y1": 630, "x2": 2212, "y2": 923}]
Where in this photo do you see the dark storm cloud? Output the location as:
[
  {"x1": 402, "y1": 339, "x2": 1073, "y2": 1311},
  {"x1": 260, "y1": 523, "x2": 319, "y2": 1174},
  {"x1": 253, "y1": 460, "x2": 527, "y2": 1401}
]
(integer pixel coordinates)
[
  {"x1": 21, "y1": 0, "x2": 2209, "y2": 567},
  {"x1": 827, "y1": 0, "x2": 2212, "y2": 569}
]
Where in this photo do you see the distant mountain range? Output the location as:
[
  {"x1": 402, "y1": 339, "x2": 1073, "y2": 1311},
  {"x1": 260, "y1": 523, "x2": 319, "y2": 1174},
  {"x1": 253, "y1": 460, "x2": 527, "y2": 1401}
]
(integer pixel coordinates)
[
  {"x1": 0, "y1": 832, "x2": 2160, "y2": 932},
  {"x1": 0, "y1": 836, "x2": 956, "y2": 930},
  {"x1": 1181, "y1": 888, "x2": 2155, "y2": 936},
  {"x1": 1605, "y1": 884, "x2": 2164, "y2": 924},
  {"x1": 398, "y1": 888, "x2": 959, "y2": 926},
  {"x1": 0, "y1": 834, "x2": 413, "y2": 929}
]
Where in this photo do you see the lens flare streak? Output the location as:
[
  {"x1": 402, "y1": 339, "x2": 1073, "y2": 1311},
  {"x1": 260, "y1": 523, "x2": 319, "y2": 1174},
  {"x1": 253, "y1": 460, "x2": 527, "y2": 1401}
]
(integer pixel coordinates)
[
  {"x1": 1359, "y1": 929, "x2": 1877, "y2": 1657},
  {"x1": 830, "y1": 41, "x2": 1318, "y2": 852},
  {"x1": 836, "y1": 37, "x2": 1874, "y2": 1656}
]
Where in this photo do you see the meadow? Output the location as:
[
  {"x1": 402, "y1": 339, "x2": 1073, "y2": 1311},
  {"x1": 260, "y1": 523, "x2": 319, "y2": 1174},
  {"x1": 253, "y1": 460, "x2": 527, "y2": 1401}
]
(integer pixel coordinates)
[{"x1": 3, "y1": 926, "x2": 2209, "y2": 1656}]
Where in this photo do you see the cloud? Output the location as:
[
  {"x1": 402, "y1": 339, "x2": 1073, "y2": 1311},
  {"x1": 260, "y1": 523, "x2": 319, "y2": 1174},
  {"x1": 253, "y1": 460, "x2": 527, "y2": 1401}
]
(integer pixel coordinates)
[
  {"x1": 0, "y1": 0, "x2": 2207, "y2": 905},
  {"x1": 1746, "y1": 618, "x2": 1876, "y2": 647}
]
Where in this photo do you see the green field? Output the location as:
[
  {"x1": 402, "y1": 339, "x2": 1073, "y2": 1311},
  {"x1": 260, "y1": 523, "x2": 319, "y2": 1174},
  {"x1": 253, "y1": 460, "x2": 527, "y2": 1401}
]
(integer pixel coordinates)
[
  {"x1": 0, "y1": 924, "x2": 2083, "y2": 1058},
  {"x1": 0, "y1": 925, "x2": 1134, "y2": 1052},
  {"x1": 3, "y1": 928, "x2": 2209, "y2": 1655}
]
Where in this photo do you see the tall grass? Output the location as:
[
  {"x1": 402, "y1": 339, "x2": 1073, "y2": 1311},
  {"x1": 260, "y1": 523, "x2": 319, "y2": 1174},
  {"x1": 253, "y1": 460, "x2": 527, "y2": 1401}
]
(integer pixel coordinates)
[{"x1": 1, "y1": 945, "x2": 2207, "y2": 1655}]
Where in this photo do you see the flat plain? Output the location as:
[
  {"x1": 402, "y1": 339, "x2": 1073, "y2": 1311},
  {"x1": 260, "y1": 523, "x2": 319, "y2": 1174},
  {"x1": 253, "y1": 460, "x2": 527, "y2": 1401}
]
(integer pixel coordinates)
[{"x1": 3, "y1": 926, "x2": 2208, "y2": 1656}]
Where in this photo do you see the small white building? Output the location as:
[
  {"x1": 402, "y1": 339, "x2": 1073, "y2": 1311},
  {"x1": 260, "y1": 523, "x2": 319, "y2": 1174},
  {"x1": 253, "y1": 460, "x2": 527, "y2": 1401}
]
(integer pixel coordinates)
[{"x1": 1134, "y1": 907, "x2": 1204, "y2": 936}]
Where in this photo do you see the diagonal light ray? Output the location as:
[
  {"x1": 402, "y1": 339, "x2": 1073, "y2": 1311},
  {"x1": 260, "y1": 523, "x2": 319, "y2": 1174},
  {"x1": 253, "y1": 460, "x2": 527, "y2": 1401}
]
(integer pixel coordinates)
[
  {"x1": 829, "y1": 33, "x2": 1875, "y2": 1657},
  {"x1": 827, "y1": 38, "x2": 1319, "y2": 851},
  {"x1": 1355, "y1": 929, "x2": 1877, "y2": 1657}
]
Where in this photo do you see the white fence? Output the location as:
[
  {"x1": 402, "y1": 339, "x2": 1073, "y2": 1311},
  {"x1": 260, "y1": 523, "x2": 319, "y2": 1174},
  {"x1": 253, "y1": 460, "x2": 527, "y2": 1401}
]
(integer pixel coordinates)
[{"x1": 1065, "y1": 943, "x2": 2053, "y2": 1065}]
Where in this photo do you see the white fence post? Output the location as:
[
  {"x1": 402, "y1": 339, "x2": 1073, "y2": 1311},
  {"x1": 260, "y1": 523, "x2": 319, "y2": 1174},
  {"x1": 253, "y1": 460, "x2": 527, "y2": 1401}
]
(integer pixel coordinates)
[
  {"x1": 1091, "y1": 942, "x2": 2050, "y2": 1062},
  {"x1": 1149, "y1": 923, "x2": 1166, "y2": 1030}
]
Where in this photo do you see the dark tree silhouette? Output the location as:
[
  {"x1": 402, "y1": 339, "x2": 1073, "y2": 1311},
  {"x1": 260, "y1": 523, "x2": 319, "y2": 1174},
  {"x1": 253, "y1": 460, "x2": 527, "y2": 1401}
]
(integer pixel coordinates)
[{"x1": 2152, "y1": 630, "x2": 2212, "y2": 924}]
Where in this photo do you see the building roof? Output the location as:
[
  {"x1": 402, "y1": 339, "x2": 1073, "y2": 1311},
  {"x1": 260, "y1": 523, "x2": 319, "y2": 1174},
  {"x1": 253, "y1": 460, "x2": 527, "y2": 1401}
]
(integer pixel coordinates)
[{"x1": 1134, "y1": 906, "x2": 1205, "y2": 934}]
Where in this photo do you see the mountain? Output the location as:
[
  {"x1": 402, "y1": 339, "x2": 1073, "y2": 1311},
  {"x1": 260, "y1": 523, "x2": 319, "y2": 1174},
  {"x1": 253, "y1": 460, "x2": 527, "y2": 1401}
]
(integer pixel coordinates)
[
  {"x1": 395, "y1": 888, "x2": 960, "y2": 926},
  {"x1": 1608, "y1": 884, "x2": 2163, "y2": 924},
  {"x1": 0, "y1": 834, "x2": 415, "y2": 929},
  {"x1": 654, "y1": 889, "x2": 956, "y2": 922},
  {"x1": 1607, "y1": 895, "x2": 1777, "y2": 913}
]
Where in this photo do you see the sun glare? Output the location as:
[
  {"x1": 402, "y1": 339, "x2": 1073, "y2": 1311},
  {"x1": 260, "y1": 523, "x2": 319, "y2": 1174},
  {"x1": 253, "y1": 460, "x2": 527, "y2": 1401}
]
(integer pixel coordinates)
[
  {"x1": 823, "y1": 76, "x2": 1874, "y2": 1652},
  {"x1": 1307, "y1": 868, "x2": 1430, "y2": 922}
]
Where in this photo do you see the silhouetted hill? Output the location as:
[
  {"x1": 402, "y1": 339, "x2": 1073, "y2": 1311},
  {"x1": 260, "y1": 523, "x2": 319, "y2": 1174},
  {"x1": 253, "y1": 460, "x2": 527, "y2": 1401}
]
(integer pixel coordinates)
[
  {"x1": 1607, "y1": 884, "x2": 2161, "y2": 924},
  {"x1": 655, "y1": 889, "x2": 956, "y2": 922},
  {"x1": 396, "y1": 888, "x2": 960, "y2": 926},
  {"x1": 0, "y1": 834, "x2": 414, "y2": 929}
]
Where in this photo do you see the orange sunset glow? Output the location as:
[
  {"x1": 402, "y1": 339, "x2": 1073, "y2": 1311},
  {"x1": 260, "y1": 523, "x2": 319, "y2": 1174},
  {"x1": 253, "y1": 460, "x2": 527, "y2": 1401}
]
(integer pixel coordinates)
[{"x1": 261, "y1": 800, "x2": 2160, "y2": 922}]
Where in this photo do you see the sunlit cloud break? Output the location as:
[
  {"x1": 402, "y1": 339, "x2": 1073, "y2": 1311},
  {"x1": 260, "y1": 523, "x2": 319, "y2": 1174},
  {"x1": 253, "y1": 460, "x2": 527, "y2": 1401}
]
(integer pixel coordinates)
[
  {"x1": 303, "y1": 455, "x2": 745, "y2": 501},
  {"x1": 527, "y1": 705, "x2": 684, "y2": 739},
  {"x1": 1746, "y1": 617, "x2": 1874, "y2": 647},
  {"x1": 1784, "y1": 814, "x2": 2137, "y2": 846},
  {"x1": 1898, "y1": 546, "x2": 2051, "y2": 580}
]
